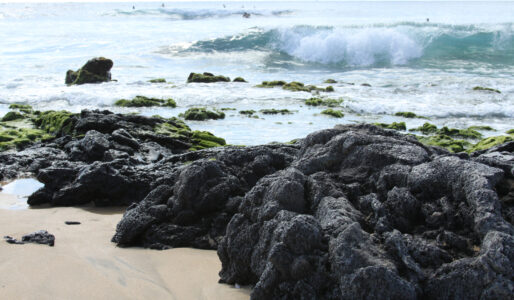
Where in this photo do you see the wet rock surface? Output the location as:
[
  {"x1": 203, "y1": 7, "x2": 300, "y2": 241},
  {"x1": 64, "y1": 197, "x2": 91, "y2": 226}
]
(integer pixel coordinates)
[
  {"x1": 65, "y1": 57, "x2": 113, "y2": 85},
  {"x1": 1, "y1": 122, "x2": 513, "y2": 299}
]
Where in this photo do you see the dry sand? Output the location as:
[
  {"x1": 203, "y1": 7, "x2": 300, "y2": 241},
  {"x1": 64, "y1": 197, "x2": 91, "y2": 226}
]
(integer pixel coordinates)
[{"x1": 0, "y1": 193, "x2": 250, "y2": 300}]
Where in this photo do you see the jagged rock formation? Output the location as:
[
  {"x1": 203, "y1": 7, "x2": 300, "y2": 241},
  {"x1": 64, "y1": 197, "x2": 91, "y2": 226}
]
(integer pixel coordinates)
[
  {"x1": 112, "y1": 124, "x2": 513, "y2": 299},
  {"x1": 1, "y1": 122, "x2": 512, "y2": 299},
  {"x1": 65, "y1": 57, "x2": 113, "y2": 85}
]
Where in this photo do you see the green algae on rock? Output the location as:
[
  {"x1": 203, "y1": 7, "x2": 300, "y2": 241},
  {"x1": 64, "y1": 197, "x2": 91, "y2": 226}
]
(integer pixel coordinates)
[
  {"x1": 0, "y1": 127, "x2": 53, "y2": 151},
  {"x1": 148, "y1": 78, "x2": 166, "y2": 83},
  {"x1": 187, "y1": 72, "x2": 230, "y2": 83},
  {"x1": 468, "y1": 135, "x2": 514, "y2": 153},
  {"x1": 1, "y1": 111, "x2": 25, "y2": 122},
  {"x1": 34, "y1": 110, "x2": 76, "y2": 136},
  {"x1": 114, "y1": 96, "x2": 177, "y2": 108},
  {"x1": 321, "y1": 109, "x2": 344, "y2": 118},
  {"x1": 190, "y1": 131, "x2": 226, "y2": 150},
  {"x1": 180, "y1": 108, "x2": 225, "y2": 121},
  {"x1": 65, "y1": 57, "x2": 113, "y2": 85},
  {"x1": 257, "y1": 80, "x2": 334, "y2": 93},
  {"x1": 8, "y1": 104, "x2": 33, "y2": 114},
  {"x1": 439, "y1": 126, "x2": 482, "y2": 139},
  {"x1": 394, "y1": 112, "x2": 425, "y2": 119},
  {"x1": 374, "y1": 122, "x2": 406, "y2": 131},
  {"x1": 410, "y1": 122, "x2": 438, "y2": 134},
  {"x1": 305, "y1": 97, "x2": 342, "y2": 107},
  {"x1": 468, "y1": 125, "x2": 496, "y2": 131},
  {"x1": 507, "y1": 129, "x2": 514, "y2": 134},
  {"x1": 416, "y1": 134, "x2": 471, "y2": 153},
  {"x1": 324, "y1": 79, "x2": 337, "y2": 84},
  {"x1": 239, "y1": 110, "x2": 256, "y2": 116},
  {"x1": 259, "y1": 109, "x2": 293, "y2": 115},
  {"x1": 472, "y1": 86, "x2": 501, "y2": 94},
  {"x1": 232, "y1": 77, "x2": 247, "y2": 83}
]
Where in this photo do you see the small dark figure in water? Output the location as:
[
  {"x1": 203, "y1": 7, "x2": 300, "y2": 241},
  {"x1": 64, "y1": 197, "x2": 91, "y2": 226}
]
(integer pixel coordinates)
[
  {"x1": 243, "y1": 12, "x2": 251, "y2": 19},
  {"x1": 427, "y1": 18, "x2": 430, "y2": 22},
  {"x1": 132, "y1": 5, "x2": 135, "y2": 10},
  {"x1": 162, "y1": 3, "x2": 165, "y2": 8}
]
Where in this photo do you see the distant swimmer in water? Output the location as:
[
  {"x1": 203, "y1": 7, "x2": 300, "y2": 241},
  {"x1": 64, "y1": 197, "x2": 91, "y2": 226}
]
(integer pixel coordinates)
[
  {"x1": 132, "y1": 5, "x2": 135, "y2": 10},
  {"x1": 426, "y1": 18, "x2": 430, "y2": 22},
  {"x1": 242, "y1": 12, "x2": 251, "y2": 18},
  {"x1": 223, "y1": 4, "x2": 226, "y2": 8},
  {"x1": 162, "y1": 3, "x2": 165, "y2": 8}
]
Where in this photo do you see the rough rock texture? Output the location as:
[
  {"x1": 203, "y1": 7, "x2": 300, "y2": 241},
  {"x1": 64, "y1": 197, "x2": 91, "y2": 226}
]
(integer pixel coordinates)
[
  {"x1": 65, "y1": 57, "x2": 113, "y2": 85},
  {"x1": 4, "y1": 230, "x2": 55, "y2": 246},
  {"x1": 2, "y1": 123, "x2": 513, "y2": 299},
  {"x1": 0, "y1": 109, "x2": 226, "y2": 206},
  {"x1": 111, "y1": 124, "x2": 513, "y2": 299}
]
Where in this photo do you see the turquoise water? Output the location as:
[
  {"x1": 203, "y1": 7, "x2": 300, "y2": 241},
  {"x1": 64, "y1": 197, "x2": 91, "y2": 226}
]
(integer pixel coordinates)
[{"x1": 0, "y1": 1, "x2": 513, "y2": 144}]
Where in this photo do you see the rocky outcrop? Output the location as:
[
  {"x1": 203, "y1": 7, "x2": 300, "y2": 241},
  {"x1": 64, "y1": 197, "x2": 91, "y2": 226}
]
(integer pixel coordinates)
[
  {"x1": 1, "y1": 121, "x2": 512, "y2": 299},
  {"x1": 4, "y1": 230, "x2": 55, "y2": 246},
  {"x1": 187, "y1": 72, "x2": 230, "y2": 83},
  {"x1": 65, "y1": 57, "x2": 113, "y2": 85},
  {"x1": 111, "y1": 124, "x2": 513, "y2": 299}
]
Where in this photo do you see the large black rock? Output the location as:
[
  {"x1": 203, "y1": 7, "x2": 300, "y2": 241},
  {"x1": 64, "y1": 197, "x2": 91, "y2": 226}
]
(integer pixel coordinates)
[{"x1": 65, "y1": 57, "x2": 113, "y2": 85}]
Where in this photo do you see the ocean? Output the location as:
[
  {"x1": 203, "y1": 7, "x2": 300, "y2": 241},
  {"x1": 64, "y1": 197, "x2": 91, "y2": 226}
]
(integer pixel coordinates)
[{"x1": 0, "y1": 1, "x2": 513, "y2": 144}]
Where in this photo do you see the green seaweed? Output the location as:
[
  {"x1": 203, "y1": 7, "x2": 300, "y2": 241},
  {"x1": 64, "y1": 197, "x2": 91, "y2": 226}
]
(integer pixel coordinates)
[
  {"x1": 324, "y1": 79, "x2": 337, "y2": 84},
  {"x1": 148, "y1": 78, "x2": 166, "y2": 83},
  {"x1": 187, "y1": 72, "x2": 230, "y2": 83},
  {"x1": 468, "y1": 135, "x2": 514, "y2": 153},
  {"x1": 394, "y1": 112, "x2": 423, "y2": 118},
  {"x1": 33, "y1": 110, "x2": 76, "y2": 135},
  {"x1": 259, "y1": 109, "x2": 293, "y2": 115},
  {"x1": 114, "y1": 96, "x2": 177, "y2": 108},
  {"x1": 416, "y1": 135, "x2": 471, "y2": 153},
  {"x1": 257, "y1": 80, "x2": 333, "y2": 93},
  {"x1": 239, "y1": 110, "x2": 256, "y2": 116},
  {"x1": 409, "y1": 122, "x2": 438, "y2": 134},
  {"x1": 220, "y1": 107, "x2": 236, "y2": 111},
  {"x1": 190, "y1": 130, "x2": 226, "y2": 150},
  {"x1": 8, "y1": 104, "x2": 33, "y2": 114},
  {"x1": 507, "y1": 129, "x2": 514, "y2": 134},
  {"x1": 439, "y1": 127, "x2": 482, "y2": 139},
  {"x1": 321, "y1": 109, "x2": 344, "y2": 118},
  {"x1": 468, "y1": 125, "x2": 496, "y2": 131},
  {"x1": 1, "y1": 111, "x2": 25, "y2": 122},
  {"x1": 374, "y1": 122, "x2": 407, "y2": 131},
  {"x1": 180, "y1": 108, "x2": 225, "y2": 121},
  {"x1": 305, "y1": 97, "x2": 342, "y2": 107},
  {"x1": 472, "y1": 86, "x2": 501, "y2": 94},
  {"x1": 233, "y1": 77, "x2": 247, "y2": 83}
]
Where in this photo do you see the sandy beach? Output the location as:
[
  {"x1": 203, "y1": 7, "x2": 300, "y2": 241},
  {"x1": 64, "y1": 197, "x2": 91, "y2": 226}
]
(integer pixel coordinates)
[{"x1": 0, "y1": 193, "x2": 250, "y2": 300}]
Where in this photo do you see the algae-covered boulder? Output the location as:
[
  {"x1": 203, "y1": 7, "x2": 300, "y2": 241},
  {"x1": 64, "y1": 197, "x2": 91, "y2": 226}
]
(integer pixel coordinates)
[
  {"x1": 1, "y1": 111, "x2": 24, "y2": 122},
  {"x1": 410, "y1": 122, "x2": 438, "y2": 134},
  {"x1": 232, "y1": 77, "x2": 247, "y2": 83},
  {"x1": 148, "y1": 78, "x2": 166, "y2": 83},
  {"x1": 257, "y1": 81, "x2": 333, "y2": 93},
  {"x1": 65, "y1": 57, "x2": 113, "y2": 85},
  {"x1": 324, "y1": 79, "x2": 337, "y2": 83},
  {"x1": 394, "y1": 111, "x2": 424, "y2": 118},
  {"x1": 320, "y1": 109, "x2": 344, "y2": 118},
  {"x1": 114, "y1": 96, "x2": 176, "y2": 108},
  {"x1": 187, "y1": 72, "x2": 230, "y2": 83},
  {"x1": 373, "y1": 122, "x2": 406, "y2": 131},
  {"x1": 305, "y1": 97, "x2": 342, "y2": 107},
  {"x1": 180, "y1": 108, "x2": 225, "y2": 121}
]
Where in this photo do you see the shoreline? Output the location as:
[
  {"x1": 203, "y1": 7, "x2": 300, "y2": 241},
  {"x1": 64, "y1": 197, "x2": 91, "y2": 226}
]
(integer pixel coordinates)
[{"x1": 0, "y1": 193, "x2": 250, "y2": 300}]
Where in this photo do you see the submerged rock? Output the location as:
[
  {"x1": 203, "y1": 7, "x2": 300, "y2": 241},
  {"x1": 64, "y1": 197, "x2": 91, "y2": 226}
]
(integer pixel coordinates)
[
  {"x1": 65, "y1": 57, "x2": 113, "y2": 85},
  {"x1": 108, "y1": 124, "x2": 513, "y2": 299}
]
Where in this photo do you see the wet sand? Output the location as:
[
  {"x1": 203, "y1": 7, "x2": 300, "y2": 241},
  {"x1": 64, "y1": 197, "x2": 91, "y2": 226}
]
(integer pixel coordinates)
[{"x1": 0, "y1": 193, "x2": 250, "y2": 300}]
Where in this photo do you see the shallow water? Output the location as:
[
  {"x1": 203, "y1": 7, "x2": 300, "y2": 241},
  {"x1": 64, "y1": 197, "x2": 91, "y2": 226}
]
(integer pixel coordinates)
[
  {"x1": 0, "y1": 1, "x2": 513, "y2": 144},
  {"x1": 0, "y1": 178, "x2": 44, "y2": 210}
]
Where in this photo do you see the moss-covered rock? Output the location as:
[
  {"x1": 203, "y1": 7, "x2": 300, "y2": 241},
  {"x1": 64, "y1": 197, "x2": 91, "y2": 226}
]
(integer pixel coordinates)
[
  {"x1": 65, "y1": 57, "x2": 113, "y2": 85},
  {"x1": 239, "y1": 110, "x2": 256, "y2": 116},
  {"x1": 472, "y1": 86, "x2": 501, "y2": 94},
  {"x1": 8, "y1": 104, "x2": 33, "y2": 114},
  {"x1": 324, "y1": 79, "x2": 337, "y2": 84},
  {"x1": 220, "y1": 108, "x2": 236, "y2": 111},
  {"x1": 114, "y1": 96, "x2": 177, "y2": 108},
  {"x1": 468, "y1": 135, "x2": 514, "y2": 153},
  {"x1": 321, "y1": 109, "x2": 344, "y2": 118},
  {"x1": 507, "y1": 129, "x2": 514, "y2": 134},
  {"x1": 180, "y1": 108, "x2": 225, "y2": 121},
  {"x1": 468, "y1": 125, "x2": 495, "y2": 131},
  {"x1": 233, "y1": 77, "x2": 247, "y2": 83},
  {"x1": 190, "y1": 131, "x2": 226, "y2": 150},
  {"x1": 416, "y1": 135, "x2": 471, "y2": 153},
  {"x1": 148, "y1": 78, "x2": 166, "y2": 83},
  {"x1": 410, "y1": 122, "x2": 438, "y2": 134},
  {"x1": 259, "y1": 109, "x2": 293, "y2": 115},
  {"x1": 187, "y1": 72, "x2": 230, "y2": 83},
  {"x1": 33, "y1": 110, "x2": 76, "y2": 136},
  {"x1": 305, "y1": 97, "x2": 342, "y2": 107},
  {"x1": 394, "y1": 112, "x2": 424, "y2": 118},
  {"x1": 374, "y1": 122, "x2": 406, "y2": 131},
  {"x1": 1, "y1": 111, "x2": 25, "y2": 122},
  {"x1": 257, "y1": 81, "x2": 333, "y2": 93},
  {"x1": 0, "y1": 128, "x2": 53, "y2": 151},
  {"x1": 439, "y1": 127, "x2": 482, "y2": 139}
]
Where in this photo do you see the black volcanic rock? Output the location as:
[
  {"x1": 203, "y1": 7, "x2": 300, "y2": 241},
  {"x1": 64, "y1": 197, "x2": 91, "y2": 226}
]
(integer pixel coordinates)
[
  {"x1": 65, "y1": 57, "x2": 113, "y2": 85},
  {"x1": 112, "y1": 124, "x2": 513, "y2": 299},
  {"x1": 1, "y1": 120, "x2": 513, "y2": 299}
]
